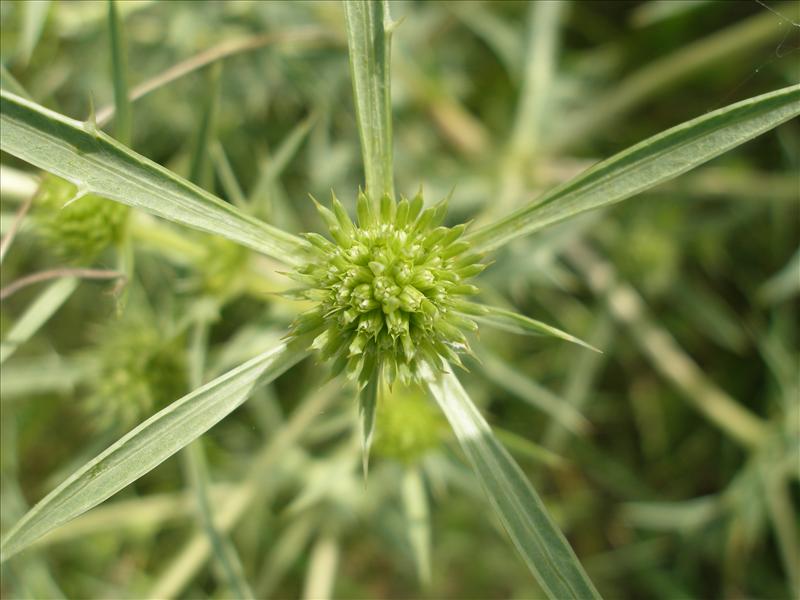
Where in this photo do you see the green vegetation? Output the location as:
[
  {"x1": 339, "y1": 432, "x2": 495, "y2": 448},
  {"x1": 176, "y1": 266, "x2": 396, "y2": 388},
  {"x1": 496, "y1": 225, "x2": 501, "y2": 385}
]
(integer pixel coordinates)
[{"x1": 1, "y1": 1, "x2": 798, "y2": 598}]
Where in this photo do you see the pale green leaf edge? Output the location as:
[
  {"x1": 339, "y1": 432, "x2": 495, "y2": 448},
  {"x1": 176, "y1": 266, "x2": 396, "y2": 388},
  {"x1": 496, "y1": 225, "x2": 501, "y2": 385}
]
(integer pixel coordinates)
[
  {"x1": 467, "y1": 84, "x2": 800, "y2": 253},
  {"x1": 0, "y1": 90, "x2": 309, "y2": 265}
]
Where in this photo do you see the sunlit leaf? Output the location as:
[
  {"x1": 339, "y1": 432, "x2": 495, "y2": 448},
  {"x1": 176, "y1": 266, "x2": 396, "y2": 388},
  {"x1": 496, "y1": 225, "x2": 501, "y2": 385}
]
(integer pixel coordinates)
[
  {"x1": 421, "y1": 362, "x2": 601, "y2": 600},
  {"x1": 343, "y1": 0, "x2": 395, "y2": 202},
  {"x1": 0, "y1": 90, "x2": 309, "y2": 265}
]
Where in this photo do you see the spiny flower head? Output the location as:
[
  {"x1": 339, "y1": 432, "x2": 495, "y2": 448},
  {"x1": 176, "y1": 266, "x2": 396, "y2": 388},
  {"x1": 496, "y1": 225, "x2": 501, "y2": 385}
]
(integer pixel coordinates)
[
  {"x1": 288, "y1": 190, "x2": 486, "y2": 387},
  {"x1": 34, "y1": 174, "x2": 129, "y2": 260}
]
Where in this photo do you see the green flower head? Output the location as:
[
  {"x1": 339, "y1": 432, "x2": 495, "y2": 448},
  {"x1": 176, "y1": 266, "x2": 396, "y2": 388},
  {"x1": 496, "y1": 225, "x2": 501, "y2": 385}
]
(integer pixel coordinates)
[
  {"x1": 288, "y1": 190, "x2": 486, "y2": 387},
  {"x1": 34, "y1": 174, "x2": 129, "y2": 260}
]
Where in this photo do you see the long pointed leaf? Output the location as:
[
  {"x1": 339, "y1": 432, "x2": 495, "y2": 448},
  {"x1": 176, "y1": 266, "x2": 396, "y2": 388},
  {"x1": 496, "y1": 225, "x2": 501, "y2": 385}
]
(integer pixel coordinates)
[
  {"x1": 343, "y1": 0, "x2": 395, "y2": 203},
  {"x1": 0, "y1": 342, "x2": 307, "y2": 561},
  {"x1": 0, "y1": 90, "x2": 309, "y2": 265},
  {"x1": 421, "y1": 363, "x2": 601, "y2": 600},
  {"x1": 467, "y1": 84, "x2": 800, "y2": 253}
]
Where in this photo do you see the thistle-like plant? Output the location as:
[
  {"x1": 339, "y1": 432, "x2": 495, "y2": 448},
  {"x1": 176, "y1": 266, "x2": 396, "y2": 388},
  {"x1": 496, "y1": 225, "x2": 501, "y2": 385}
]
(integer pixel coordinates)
[{"x1": 1, "y1": 2, "x2": 798, "y2": 599}]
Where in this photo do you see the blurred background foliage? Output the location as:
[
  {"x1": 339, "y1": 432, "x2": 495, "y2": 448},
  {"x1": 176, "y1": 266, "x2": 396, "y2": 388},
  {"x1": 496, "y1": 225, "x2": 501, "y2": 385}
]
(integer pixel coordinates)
[{"x1": 0, "y1": 1, "x2": 798, "y2": 599}]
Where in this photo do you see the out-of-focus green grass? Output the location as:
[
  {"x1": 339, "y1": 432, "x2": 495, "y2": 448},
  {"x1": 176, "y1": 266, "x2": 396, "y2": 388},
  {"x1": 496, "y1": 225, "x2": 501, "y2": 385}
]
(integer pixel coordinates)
[{"x1": 1, "y1": 1, "x2": 797, "y2": 599}]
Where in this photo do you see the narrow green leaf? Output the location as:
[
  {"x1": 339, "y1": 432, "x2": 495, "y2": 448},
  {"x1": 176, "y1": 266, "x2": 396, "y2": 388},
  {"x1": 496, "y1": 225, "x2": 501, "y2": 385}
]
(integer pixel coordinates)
[
  {"x1": 343, "y1": 0, "x2": 395, "y2": 203},
  {"x1": 0, "y1": 342, "x2": 307, "y2": 561},
  {"x1": 183, "y1": 442, "x2": 254, "y2": 600},
  {"x1": 509, "y1": 0, "x2": 564, "y2": 158},
  {"x1": 759, "y1": 246, "x2": 800, "y2": 305},
  {"x1": 0, "y1": 90, "x2": 309, "y2": 265},
  {"x1": 467, "y1": 302, "x2": 600, "y2": 353},
  {"x1": 301, "y1": 534, "x2": 339, "y2": 600},
  {"x1": 189, "y1": 63, "x2": 221, "y2": 189},
  {"x1": 211, "y1": 141, "x2": 247, "y2": 208},
  {"x1": 402, "y1": 467, "x2": 432, "y2": 586},
  {"x1": 19, "y1": 0, "x2": 51, "y2": 66},
  {"x1": 358, "y1": 371, "x2": 379, "y2": 479},
  {"x1": 107, "y1": 0, "x2": 131, "y2": 146},
  {"x1": 467, "y1": 85, "x2": 800, "y2": 253},
  {"x1": 421, "y1": 363, "x2": 601, "y2": 600},
  {"x1": 0, "y1": 277, "x2": 78, "y2": 365},
  {"x1": 622, "y1": 497, "x2": 721, "y2": 532}
]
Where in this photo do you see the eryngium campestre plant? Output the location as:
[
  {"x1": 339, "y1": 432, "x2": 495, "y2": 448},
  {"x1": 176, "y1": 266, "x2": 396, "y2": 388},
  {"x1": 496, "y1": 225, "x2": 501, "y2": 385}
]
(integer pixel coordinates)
[{"x1": 288, "y1": 190, "x2": 485, "y2": 388}]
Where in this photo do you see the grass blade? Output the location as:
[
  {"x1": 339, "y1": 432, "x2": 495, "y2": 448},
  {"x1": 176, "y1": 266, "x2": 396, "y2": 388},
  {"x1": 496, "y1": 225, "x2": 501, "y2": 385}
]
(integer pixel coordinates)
[
  {"x1": 19, "y1": 0, "x2": 50, "y2": 66},
  {"x1": 0, "y1": 342, "x2": 307, "y2": 561},
  {"x1": 343, "y1": 0, "x2": 395, "y2": 203},
  {"x1": 183, "y1": 442, "x2": 254, "y2": 599},
  {"x1": 301, "y1": 534, "x2": 339, "y2": 600},
  {"x1": 188, "y1": 63, "x2": 221, "y2": 189},
  {"x1": 467, "y1": 84, "x2": 800, "y2": 253},
  {"x1": 421, "y1": 362, "x2": 601, "y2": 600},
  {"x1": 107, "y1": 0, "x2": 131, "y2": 146},
  {"x1": 0, "y1": 90, "x2": 309, "y2": 265},
  {"x1": 0, "y1": 277, "x2": 78, "y2": 365}
]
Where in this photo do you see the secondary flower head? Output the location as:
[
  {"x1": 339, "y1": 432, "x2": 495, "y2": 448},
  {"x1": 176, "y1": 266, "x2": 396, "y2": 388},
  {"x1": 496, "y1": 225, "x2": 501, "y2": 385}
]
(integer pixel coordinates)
[
  {"x1": 34, "y1": 174, "x2": 129, "y2": 260},
  {"x1": 288, "y1": 190, "x2": 486, "y2": 387},
  {"x1": 84, "y1": 322, "x2": 188, "y2": 431}
]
